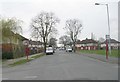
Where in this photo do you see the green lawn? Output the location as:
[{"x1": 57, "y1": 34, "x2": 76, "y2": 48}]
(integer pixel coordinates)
[{"x1": 78, "y1": 49, "x2": 119, "y2": 58}]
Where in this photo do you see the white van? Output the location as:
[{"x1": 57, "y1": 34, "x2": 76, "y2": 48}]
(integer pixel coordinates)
[
  {"x1": 66, "y1": 45, "x2": 72, "y2": 52},
  {"x1": 46, "y1": 47, "x2": 54, "y2": 55}
]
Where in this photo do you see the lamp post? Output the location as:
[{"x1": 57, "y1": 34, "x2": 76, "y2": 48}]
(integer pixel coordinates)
[{"x1": 95, "y1": 3, "x2": 111, "y2": 57}]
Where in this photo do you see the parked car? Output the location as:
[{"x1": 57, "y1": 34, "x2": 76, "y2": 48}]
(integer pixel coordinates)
[
  {"x1": 53, "y1": 48, "x2": 56, "y2": 53},
  {"x1": 46, "y1": 47, "x2": 54, "y2": 55},
  {"x1": 59, "y1": 47, "x2": 64, "y2": 50},
  {"x1": 66, "y1": 46, "x2": 72, "y2": 52}
]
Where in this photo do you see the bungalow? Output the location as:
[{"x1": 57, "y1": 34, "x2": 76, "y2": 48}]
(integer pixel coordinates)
[
  {"x1": 101, "y1": 39, "x2": 120, "y2": 49},
  {"x1": 76, "y1": 38, "x2": 98, "y2": 50}
]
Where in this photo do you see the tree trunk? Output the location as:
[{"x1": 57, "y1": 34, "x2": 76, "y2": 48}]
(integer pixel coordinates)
[
  {"x1": 43, "y1": 37, "x2": 46, "y2": 53},
  {"x1": 73, "y1": 42, "x2": 76, "y2": 52},
  {"x1": 64, "y1": 44, "x2": 66, "y2": 50},
  {"x1": 44, "y1": 43, "x2": 46, "y2": 53}
]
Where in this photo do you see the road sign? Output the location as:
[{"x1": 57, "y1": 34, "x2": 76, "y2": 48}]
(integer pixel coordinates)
[
  {"x1": 105, "y1": 35, "x2": 109, "y2": 61},
  {"x1": 23, "y1": 40, "x2": 29, "y2": 45},
  {"x1": 106, "y1": 35, "x2": 110, "y2": 40}
]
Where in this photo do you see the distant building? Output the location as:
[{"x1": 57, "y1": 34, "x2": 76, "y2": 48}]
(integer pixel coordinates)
[
  {"x1": 29, "y1": 40, "x2": 43, "y2": 49},
  {"x1": 101, "y1": 39, "x2": 120, "y2": 49},
  {"x1": 23, "y1": 39, "x2": 44, "y2": 54},
  {"x1": 75, "y1": 38, "x2": 98, "y2": 50}
]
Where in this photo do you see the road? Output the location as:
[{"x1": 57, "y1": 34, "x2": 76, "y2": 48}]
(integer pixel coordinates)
[
  {"x1": 0, "y1": 60, "x2": 2, "y2": 81},
  {"x1": 2, "y1": 50, "x2": 118, "y2": 80}
]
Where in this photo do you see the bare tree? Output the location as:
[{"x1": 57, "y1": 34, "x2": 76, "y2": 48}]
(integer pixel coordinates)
[
  {"x1": 99, "y1": 37, "x2": 105, "y2": 43},
  {"x1": 59, "y1": 35, "x2": 71, "y2": 49},
  {"x1": 49, "y1": 27, "x2": 58, "y2": 39},
  {"x1": 49, "y1": 37, "x2": 57, "y2": 47},
  {"x1": 64, "y1": 19, "x2": 82, "y2": 52},
  {"x1": 31, "y1": 11, "x2": 59, "y2": 53}
]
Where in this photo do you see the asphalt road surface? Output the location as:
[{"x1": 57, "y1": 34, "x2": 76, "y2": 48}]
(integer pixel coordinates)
[{"x1": 2, "y1": 50, "x2": 118, "y2": 80}]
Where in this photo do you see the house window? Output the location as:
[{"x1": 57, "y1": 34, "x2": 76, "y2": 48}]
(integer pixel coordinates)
[
  {"x1": 88, "y1": 47, "x2": 90, "y2": 50},
  {"x1": 81, "y1": 47, "x2": 83, "y2": 50}
]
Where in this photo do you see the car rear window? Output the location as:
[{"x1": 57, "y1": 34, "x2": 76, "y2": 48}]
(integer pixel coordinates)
[{"x1": 46, "y1": 47, "x2": 53, "y2": 50}]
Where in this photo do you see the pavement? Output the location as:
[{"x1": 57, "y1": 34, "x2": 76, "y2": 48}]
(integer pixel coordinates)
[
  {"x1": 2, "y1": 50, "x2": 118, "y2": 80},
  {"x1": 0, "y1": 60, "x2": 2, "y2": 81},
  {"x1": 77, "y1": 52, "x2": 119, "y2": 64},
  {"x1": 2, "y1": 53, "x2": 43, "y2": 68}
]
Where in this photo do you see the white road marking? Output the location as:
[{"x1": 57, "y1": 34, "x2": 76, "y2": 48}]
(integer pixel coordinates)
[{"x1": 24, "y1": 76, "x2": 37, "y2": 79}]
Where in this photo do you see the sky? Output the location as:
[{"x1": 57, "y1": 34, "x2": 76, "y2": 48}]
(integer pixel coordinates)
[{"x1": 0, "y1": 0, "x2": 119, "y2": 42}]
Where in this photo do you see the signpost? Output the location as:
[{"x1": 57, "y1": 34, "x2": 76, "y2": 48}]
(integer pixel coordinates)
[
  {"x1": 23, "y1": 40, "x2": 29, "y2": 61},
  {"x1": 25, "y1": 47, "x2": 29, "y2": 61},
  {"x1": 106, "y1": 35, "x2": 109, "y2": 60}
]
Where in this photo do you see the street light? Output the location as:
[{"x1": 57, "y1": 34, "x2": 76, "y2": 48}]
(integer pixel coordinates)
[
  {"x1": 95, "y1": 3, "x2": 111, "y2": 56},
  {"x1": 95, "y1": 3, "x2": 100, "y2": 5}
]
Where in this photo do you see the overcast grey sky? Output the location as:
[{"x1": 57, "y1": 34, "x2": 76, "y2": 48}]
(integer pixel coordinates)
[{"x1": 0, "y1": 0, "x2": 119, "y2": 41}]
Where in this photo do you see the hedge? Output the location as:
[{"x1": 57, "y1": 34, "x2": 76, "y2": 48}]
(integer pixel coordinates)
[
  {"x1": 2, "y1": 52, "x2": 14, "y2": 59},
  {"x1": 2, "y1": 43, "x2": 25, "y2": 59},
  {"x1": 2, "y1": 43, "x2": 44, "y2": 59}
]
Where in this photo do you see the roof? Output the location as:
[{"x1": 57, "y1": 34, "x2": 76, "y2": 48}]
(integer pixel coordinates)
[
  {"x1": 102, "y1": 39, "x2": 120, "y2": 44},
  {"x1": 10, "y1": 31, "x2": 29, "y2": 41},
  {"x1": 76, "y1": 40, "x2": 81, "y2": 44},
  {"x1": 76, "y1": 39, "x2": 98, "y2": 44},
  {"x1": 16, "y1": 34, "x2": 29, "y2": 41},
  {"x1": 29, "y1": 40, "x2": 43, "y2": 45}
]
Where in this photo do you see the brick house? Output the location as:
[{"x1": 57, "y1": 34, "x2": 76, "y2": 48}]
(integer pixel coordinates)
[
  {"x1": 101, "y1": 39, "x2": 120, "y2": 49},
  {"x1": 76, "y1": 38, "x2": 98, "y2": 50},
  {"x1": 23, "y1": 39, "x2": 44, "y2": 54},
  {"x1": 2, "y1": 32, "x2": 28, "y2": 59}
]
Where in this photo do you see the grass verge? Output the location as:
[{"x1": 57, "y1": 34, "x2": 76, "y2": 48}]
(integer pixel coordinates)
[
  {"x1": 9, "y1": 54, "x2": 45, "y2": 67},
  {"x1": 2, "y1": 59, "x2": 7, "y2": 63},
  {"x1": 9, "y1": 59, "x2": 33, "y2": 67},
  {"x1": 31, "y1": 54, "x2": 45, "y2": 59},
  {"x1": 78, "y1": 50, "x2": 119, "y2": 58}
]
